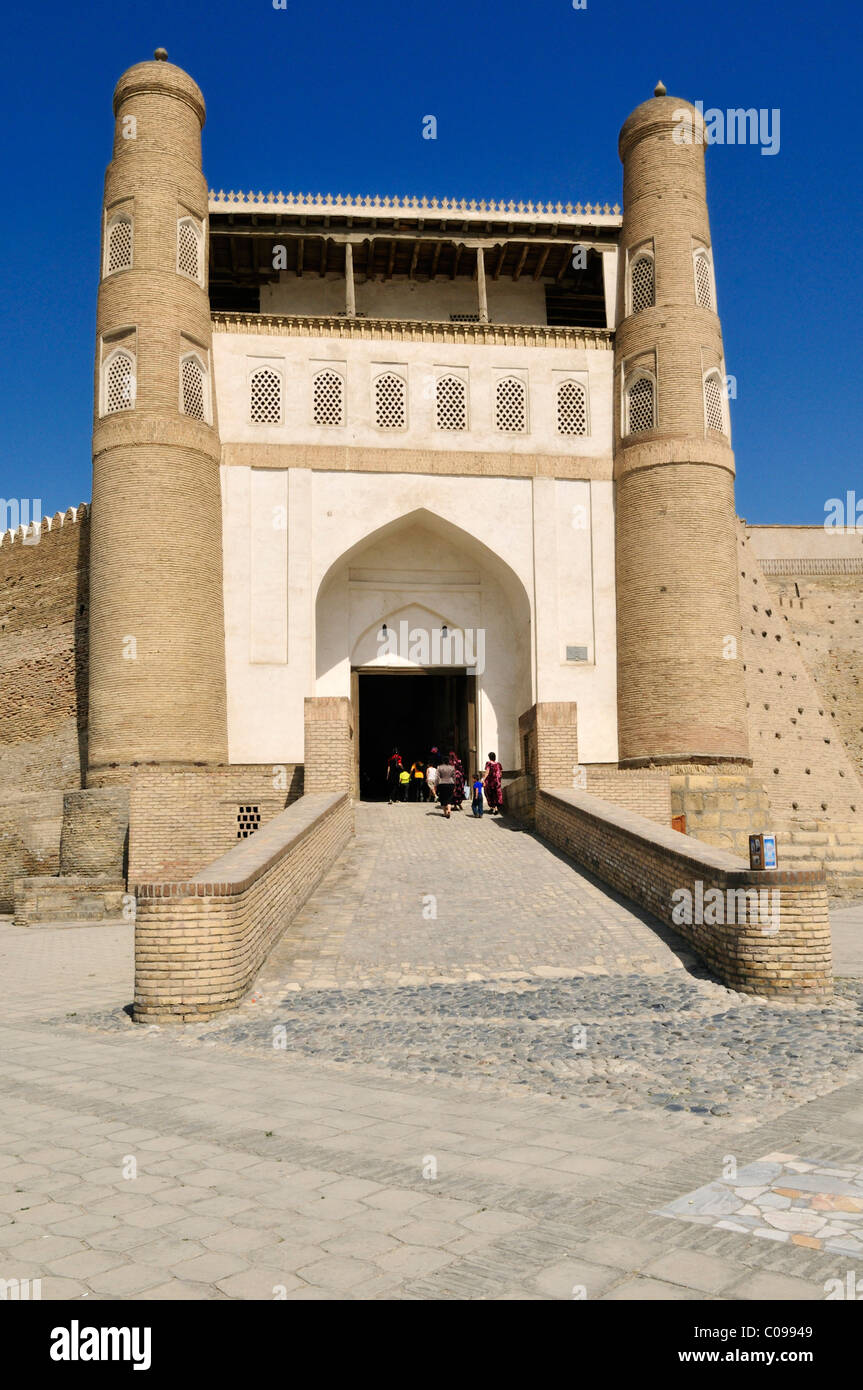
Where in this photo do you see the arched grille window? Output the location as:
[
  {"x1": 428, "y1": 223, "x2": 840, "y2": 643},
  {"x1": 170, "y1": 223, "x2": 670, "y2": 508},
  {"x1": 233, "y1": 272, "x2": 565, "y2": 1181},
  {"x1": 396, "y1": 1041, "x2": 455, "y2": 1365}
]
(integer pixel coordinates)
[
  {"x1": 181, "y1": 354, "x2": 207, "y2": 421},
  {"x1": 625, "y1": 374, "x2": 655, "y2": 434},
  {"x1": 105, "y1": 216, "x2": 132, "y2": 275},
  {"x1": 557, "y1": 380, "x2": 588, "y2": 436},
  {"x1": 494, "y1": 376, "x2": 527, "y2": 433},
  {"x1": 313, "y1": 369, "x2": 345, "y2": 425},
  {"x1": 630, "y1": 254, "x2": 655, "y2": 314},
  {"x1": 250, "y1": 367, "x2": 282, "y2": 424},
  {"x1": 374, "y1": 372, "x2": 407, "y2": 429},
  {"x1": 694, "y1": 251, "x2": 713, "y2": 309},
  {"x1": 704, "y1": 372, "x2": 725, "y2": 434},
  {"x1": 435, "y1": 375, "x2": 467, "y2": 431},
  {"x1": 104, "y1": 350, "x2": 135, "y2": 414},
  {"x1": 177, "y1": 217, "x2": 203, "y2": 283}
]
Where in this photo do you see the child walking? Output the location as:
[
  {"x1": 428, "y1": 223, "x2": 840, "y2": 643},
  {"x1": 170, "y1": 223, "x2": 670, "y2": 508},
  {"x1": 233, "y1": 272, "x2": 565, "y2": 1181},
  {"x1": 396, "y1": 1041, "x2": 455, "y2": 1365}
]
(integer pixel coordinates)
[{"x1": 471, "y1": 773, "x2": 484, "y2": 818}]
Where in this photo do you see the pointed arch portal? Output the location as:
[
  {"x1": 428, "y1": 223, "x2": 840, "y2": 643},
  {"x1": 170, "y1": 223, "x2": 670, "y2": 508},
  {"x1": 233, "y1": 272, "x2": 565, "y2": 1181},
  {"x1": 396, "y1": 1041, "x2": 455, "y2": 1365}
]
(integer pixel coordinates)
[{"x1": 315, "y1": 508, "x2": 532, "y2": 799}]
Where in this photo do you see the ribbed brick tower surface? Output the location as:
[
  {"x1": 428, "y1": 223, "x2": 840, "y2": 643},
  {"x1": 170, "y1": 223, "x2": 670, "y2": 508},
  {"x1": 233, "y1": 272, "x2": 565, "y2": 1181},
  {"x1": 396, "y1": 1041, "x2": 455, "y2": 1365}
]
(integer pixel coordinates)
[
  {"x1": 613, "y1": 84, "x2": 749, "y2": 766},
  {"x1": 88, "y1": 51, "x2": 227, "y2": 786}
]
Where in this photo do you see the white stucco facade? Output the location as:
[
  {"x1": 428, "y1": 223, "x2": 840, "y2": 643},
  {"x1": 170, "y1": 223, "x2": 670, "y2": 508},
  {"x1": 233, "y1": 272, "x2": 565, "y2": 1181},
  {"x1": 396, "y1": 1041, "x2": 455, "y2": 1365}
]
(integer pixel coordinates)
[{"x1": 213, "y1": 310, "x2": 620, "y2": 776}]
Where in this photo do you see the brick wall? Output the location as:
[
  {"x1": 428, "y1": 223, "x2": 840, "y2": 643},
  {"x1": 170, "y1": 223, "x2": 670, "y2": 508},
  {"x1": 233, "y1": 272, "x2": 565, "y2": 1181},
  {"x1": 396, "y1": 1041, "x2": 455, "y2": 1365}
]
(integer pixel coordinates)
[
  {"x1": 134, "y1": 791, "x2": 352, "y2": 1021},
  {"x1": 519, "y1": 703, "x2": 578, "y2": 791},
  {"x1": 303, "y1": 697, "x2": 354, "y2": 795},
  {"x1": 670, "y1": 771, "x2": 770, "y2": 859},
  {"x1": 585, "y1": 767, "x2": 671, "y2": 824},
  {"x1": 128, "y1": 763, "x2": 303, "y2": 885},
  {"x1": 0, "y1": 508, "x2": 89, "y2": 907},
  {"x1": 536, "y1": 788, "x2": 832, "y2": 1002},
  {"x1": 60, "y1": 787, "x2": 129, "y2": 878},
  {"x1": 739, "y1": 526, "x2": 863, "y2": 823}
]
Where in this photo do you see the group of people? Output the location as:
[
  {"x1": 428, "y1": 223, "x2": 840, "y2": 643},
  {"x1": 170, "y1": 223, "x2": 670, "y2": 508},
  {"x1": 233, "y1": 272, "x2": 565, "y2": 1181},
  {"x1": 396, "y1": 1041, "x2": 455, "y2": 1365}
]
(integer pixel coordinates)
[{"x1": 386, "y1": 748, "x2": 503, "y2": 819}]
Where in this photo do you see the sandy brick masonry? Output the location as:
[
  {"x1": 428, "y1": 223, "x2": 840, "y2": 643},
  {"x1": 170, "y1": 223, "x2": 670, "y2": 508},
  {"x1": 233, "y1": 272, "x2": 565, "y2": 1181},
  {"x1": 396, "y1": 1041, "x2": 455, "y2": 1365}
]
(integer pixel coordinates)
[
  {"x1": 535, "y1": 788, "x2": 832, "y2": 1002},
  {"x1": 128, "y1": 764, "x2": 303, "y2": 884},
  {"x1": 134, "y1": 791, "x2": 352, "y2": 1021},
  {"x1": 304, "y1": 697, "x2": 354, "y2": 796},
  {"x1": 0, "y1": 507, "x2": 89, "y2": 908}
]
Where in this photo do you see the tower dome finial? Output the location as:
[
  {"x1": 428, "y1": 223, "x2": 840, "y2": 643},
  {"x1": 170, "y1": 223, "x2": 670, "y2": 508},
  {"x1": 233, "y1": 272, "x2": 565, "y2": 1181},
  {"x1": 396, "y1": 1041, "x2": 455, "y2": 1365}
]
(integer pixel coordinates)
[
  {"x1": 154, "y1": 47, "x2": 168, "y2": 61},
  {"x1": 654, "y1": 79, "x2": 667, "y2": 97}
]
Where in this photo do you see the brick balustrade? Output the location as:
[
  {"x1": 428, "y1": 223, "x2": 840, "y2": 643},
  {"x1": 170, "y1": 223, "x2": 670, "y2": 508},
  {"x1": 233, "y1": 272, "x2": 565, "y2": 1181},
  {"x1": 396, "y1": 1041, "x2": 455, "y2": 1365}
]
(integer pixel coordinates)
[
  {"x1": 134, "y1": 792, "x2": 352, "y2": 1022},
  {"x1": 536, "y1": 788, "x2": 832, "y2": 1002}
]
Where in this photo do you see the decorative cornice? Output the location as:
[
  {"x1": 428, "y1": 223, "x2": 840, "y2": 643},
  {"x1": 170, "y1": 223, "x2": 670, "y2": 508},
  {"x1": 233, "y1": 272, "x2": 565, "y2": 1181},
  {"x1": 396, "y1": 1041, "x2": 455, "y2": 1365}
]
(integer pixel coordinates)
[
  {"x1": 210, "y1": 312, "x2": 614, "y2": 350},
  {"x1": 208, "y1": 189, "x2": 622, "y2": 223},
  {"x1": 760, "y1": 557, "x2": 863, "y2": 576}
]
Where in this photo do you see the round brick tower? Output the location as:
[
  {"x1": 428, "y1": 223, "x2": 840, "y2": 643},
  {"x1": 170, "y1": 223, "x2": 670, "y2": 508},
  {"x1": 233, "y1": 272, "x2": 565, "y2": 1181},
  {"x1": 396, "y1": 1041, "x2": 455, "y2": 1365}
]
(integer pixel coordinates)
[
  {"x1": 613, "y1": 84, "x2": 749, "y2": 766},
  {"x1": 88, "y1": 51, "x2": 228, "y2": 785}
]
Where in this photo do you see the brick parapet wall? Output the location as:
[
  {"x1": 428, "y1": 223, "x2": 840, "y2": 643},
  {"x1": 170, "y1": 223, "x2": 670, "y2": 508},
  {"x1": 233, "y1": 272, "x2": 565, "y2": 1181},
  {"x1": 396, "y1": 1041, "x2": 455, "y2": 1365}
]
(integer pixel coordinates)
[
  {"x1": 585, "y1": 768, "x2": 671, "y2": 824},
  {"x1": 536, "y1": 788, "x2": 832, "y2": 1002},
  {"x1": 304, "y1": 697, "x2": 354, "y2": 796},
  {"x1": 134, "y1": 791, "x2": 352, "y2": 1022},
  {"x1": 128, "y1": 764, "x2": 303, "y2": 885}
]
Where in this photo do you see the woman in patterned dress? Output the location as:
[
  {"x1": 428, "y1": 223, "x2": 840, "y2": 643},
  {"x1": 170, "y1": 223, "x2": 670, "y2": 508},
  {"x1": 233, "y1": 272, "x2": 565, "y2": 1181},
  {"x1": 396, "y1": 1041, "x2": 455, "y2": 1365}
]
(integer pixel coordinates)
[{"x1": 483, "y1": 752, "x2": 503, "y2": 816}]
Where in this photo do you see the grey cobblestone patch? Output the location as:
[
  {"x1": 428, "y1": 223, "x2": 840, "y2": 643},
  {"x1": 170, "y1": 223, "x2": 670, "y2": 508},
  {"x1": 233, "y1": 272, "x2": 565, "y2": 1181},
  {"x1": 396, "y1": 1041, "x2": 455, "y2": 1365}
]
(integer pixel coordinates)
[{"x1": 81, "y1": 971, "x2": 862, "y2": 1122}]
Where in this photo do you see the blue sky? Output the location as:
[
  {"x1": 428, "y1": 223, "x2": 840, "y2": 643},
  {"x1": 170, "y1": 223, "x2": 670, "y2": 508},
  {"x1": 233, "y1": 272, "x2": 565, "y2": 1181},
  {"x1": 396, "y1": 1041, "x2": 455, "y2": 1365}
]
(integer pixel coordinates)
[{"x1": 2, "y1": 0, "x2": 860, "y2": 522}]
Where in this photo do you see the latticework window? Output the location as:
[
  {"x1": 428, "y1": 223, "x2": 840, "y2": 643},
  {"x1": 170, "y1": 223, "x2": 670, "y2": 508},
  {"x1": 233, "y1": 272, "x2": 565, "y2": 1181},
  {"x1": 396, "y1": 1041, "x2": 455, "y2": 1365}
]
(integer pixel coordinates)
[
  {"x1": 105, "y1": 216, "x2": 132, "y2": 275},
  {"x1": 313, "y1": 369, "x2": 345, "y2": 425},
  {"x1": 237, "y1": 805, "x2": 261, "y2": 840},
  {"x1": 104, "y1": 351, "x2": 134, "y2": 414},
  {"x1": 250, "y1": 367, "x2": 282, "y2": 424},
  {"x1": 177, "y1": 217, "x2": 203, "y2": 283},
  {"x1": 704, "y1": 373, "x2": 725, "y2": 433},
  {"x1": 557, "y1": 380, "x2": 588, "y2": 436},
  {"x1": 449, "y1": 313, "x2": 479, "y2": 323},
  {"x1": 181, "y1": 354, "x2": 207, "y2": 421},
  {"x1": 626, "y1": 375, "x2": 655, "y2": 434},
  {"x1": 374, "y1": 372, "x2": 407, "y2": 429},
  {"x1": 694, "y1": 252, "x2": 713, "y2": 309},
  {"x1": 494, "y1": 377, "x2": 527, "y2": 433},
  {"x1": 630, "y1": 254, "x2": 655, "y2": 314},
  {"x1": 435, "y1": 375, "x2": 467, "y2": 431}
]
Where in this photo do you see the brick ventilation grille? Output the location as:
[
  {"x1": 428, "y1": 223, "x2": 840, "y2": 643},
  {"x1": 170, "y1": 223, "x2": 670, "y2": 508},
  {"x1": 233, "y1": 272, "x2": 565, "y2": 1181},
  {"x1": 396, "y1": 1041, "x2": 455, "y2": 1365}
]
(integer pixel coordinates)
[
  {"x1": 435, "y1": 374, "x2": 467, "y2": 431},
  {"x1": 181, "y1": 357, "x2": 206, "y2": 420},
  {"x1": 313, "y1": 369, "x2": 345, "y2": 425},
  {"x1": 695, "y1": 253, "x2": 713, "y2": 309},
  {"x1": 627, "y1": 376, "x2": 654, "y2": 433},
  {"x1": 449, "y1": 313, "x2": 480, "y2": 322},
  {"x1": 107, "y1": 218, "x2": 132, "y2": 274},
  {"x1": 236, "y1": 805, "x2": 261, "y2": 839},
  {"x1": 177, "y1": 219, "x2": 201, "y2": 282},
  {"x1": 495, "y1": 377, "x2": 527, "y2": 433},
  {"x1": 704, "y1": 374, "x2": 724, "y2": 433},
  {"x1": 631, "y1": 255, "x2": 654, "y2": 313},
  {"x1": 557, "y1": 380, "x2": 587, "y2": 436},
  {"x1": 106, "y1": 353, "x2": 134, "y2": 413},
  {"x1": 374, "y1": 372, "x2": 407, "y2": 429},
  {"x1": 250, "y1": 368, "x2": 282, "y2": 423}
]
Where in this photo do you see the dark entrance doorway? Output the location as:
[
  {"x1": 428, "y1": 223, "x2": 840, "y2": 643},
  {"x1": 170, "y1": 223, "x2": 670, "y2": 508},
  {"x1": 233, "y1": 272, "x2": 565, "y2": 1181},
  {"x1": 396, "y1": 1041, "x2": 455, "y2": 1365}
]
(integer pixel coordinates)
[{"x1": 356, "y1": 670, "x2": 476, "y2": 801}]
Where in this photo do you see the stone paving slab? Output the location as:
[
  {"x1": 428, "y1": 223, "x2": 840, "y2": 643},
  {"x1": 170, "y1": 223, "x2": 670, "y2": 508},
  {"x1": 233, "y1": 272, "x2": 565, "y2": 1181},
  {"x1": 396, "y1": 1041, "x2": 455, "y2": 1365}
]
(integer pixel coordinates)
[{"x1": 1, "y1": 805, "x2": 863, "y2": 1300}]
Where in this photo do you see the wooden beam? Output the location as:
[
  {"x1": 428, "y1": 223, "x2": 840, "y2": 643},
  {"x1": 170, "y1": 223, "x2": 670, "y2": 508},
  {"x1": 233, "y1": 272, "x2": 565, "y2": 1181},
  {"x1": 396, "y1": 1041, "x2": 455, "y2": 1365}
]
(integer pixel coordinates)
[
  {"x1": 430, "y1": 241, "x2": 442, "y2": 279},
  {"x1": 386, "y1": 238, "x2": 396, "y2": 280},
  {"x1": 365, "y1": 238, "x2": 374, "y2": 282},
  {"x1": 512, "y1": 244, "x2": 529, "y2": 281},
  {"x1": 451, "y1": 243, "x2": 462, "y2": 280},
  {"x1": 408, "y1": 239, "x2": 420, "y2": 280},
  {"x1": 476, "y1": 246, "x2": 488, "y2": 322},
  {"x1": 492, "y1": 244, "x2": 507, "y2": 280},
  {"x1": 345, "y1": 241, "x2": 356, "y2": 316},
  {"x1": 532, "y1": 245, "x2": 551, "y2": 281},
  {"x1": 296, "y1": 236, "x2": 304, "y2": 277}
]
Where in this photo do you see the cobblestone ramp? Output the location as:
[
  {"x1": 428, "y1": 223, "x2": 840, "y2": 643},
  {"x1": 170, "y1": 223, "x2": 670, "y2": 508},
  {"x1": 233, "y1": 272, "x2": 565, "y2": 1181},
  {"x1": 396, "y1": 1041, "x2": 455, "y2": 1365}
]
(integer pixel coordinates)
[{"x1": 263, "y1": 801, "x2": 691, "y2": 990}]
